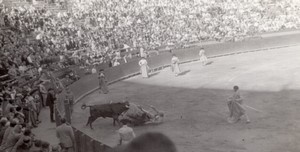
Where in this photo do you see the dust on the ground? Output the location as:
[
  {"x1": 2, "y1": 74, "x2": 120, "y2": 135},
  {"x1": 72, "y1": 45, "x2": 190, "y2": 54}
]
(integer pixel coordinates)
[{"x1": 72, "y1": 46, "x2": 300, "y2": 152}]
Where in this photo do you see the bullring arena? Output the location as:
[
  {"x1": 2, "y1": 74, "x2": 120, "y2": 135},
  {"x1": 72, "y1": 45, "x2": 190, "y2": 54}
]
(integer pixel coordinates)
[
  {"x1": 3, "y1": 1, "x2": 300, "y2": 152},
  {"x1": 72, "y1": 45, "x2": 300, "y2": 152}
]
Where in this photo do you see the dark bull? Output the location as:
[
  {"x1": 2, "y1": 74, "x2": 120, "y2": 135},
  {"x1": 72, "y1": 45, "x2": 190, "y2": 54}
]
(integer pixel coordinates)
[{"x1": 81, "y1": 102, "x2": 130, "y2": 129}]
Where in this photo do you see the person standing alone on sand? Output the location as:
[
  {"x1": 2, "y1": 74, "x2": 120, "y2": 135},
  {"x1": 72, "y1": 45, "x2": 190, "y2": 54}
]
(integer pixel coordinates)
[
  {"x1": 98, "y1": 69, "x2": 109, "y2": 94},
  {"x1": 227, "y1": 86, "x2": 250, "y2": 124},
  {"x1": 171, "y1": 54, "x2": 181, "y2": 76},
  {"x1": 199, "y1": 47, "x2": 208, "y2": 66},
  {"x1": 138, "y1": 57, "x2": 149, "y2": 78}
]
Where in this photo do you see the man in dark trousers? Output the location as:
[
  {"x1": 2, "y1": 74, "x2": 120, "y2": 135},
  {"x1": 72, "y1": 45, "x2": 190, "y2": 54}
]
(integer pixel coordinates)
[
  {"x1": 56, "y1": 118, "x2": 76, "y2": 152},
  {"x1": 46, "y1": 88, "x2": 56, "y2": 123}
]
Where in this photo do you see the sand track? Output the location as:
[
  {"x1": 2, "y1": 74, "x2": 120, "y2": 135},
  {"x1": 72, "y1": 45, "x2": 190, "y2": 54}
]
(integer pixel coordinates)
[{"x1": 72, "y1": 46, "x2": 300, "y2": 152}]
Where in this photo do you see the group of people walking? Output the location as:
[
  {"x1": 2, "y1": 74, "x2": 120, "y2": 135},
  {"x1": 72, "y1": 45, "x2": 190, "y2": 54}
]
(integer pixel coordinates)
[{"x1": 139, "y1": 47, "x2": 209, "y2": 78}]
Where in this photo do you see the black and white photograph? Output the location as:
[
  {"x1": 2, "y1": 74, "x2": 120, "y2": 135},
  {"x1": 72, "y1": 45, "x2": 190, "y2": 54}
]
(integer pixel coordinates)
[{"x1": 0, "y1": 0, "x2": 300, "y2": 152}]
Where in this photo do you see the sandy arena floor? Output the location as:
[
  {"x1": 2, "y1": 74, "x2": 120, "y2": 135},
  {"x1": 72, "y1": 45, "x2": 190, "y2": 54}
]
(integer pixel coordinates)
[{"x1": 72, "y1": 45, "x2": 300, "y2": 152}]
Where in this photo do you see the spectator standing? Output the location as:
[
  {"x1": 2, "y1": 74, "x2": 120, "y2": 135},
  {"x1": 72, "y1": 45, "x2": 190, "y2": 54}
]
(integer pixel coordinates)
[
  {"x1": 118, "y1": 122, "x2": 135, "y2": 145},
  {"x1": 33, "y1": 94, "x2": 41, "y2": 122},
  {"x1": 46, "y1": 88, "x2": 56, "y2": 123},
  {"x1": 56, "y1": 118, "x2": 76, "y2": 152},
  {"x1": 27, "y1": 95, "x2": 38, "y2": 128},
  {"x1": 39, "y1": 81, "x2": 48, "y2": 107}
]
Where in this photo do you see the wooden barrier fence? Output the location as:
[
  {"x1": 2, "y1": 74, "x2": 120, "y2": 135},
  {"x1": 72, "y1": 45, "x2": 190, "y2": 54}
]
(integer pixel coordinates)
[{"x1": 73, "y1": 127, "x2": 112, "y2": 152}]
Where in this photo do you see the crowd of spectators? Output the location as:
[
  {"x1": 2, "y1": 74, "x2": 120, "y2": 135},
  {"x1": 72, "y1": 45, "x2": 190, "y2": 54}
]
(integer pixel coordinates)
[
  {"x1": 1, "y1": 0, "x2": 300, "y2": 68},
  {"x1": 0, "y1": 12, "x2": 63, "y2": 151},
  {"x1": 0, "y1": 64, "x2": 58, "y2": 152}
]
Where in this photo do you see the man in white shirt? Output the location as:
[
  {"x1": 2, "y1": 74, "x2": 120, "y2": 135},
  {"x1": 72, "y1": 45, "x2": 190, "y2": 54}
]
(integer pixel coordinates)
[
  {"x1": 118, "y1": 122, "x2": 135, "y2": 145},
  {"x1": 18, "y1": 62, "x2": 27, "y2": 74}
]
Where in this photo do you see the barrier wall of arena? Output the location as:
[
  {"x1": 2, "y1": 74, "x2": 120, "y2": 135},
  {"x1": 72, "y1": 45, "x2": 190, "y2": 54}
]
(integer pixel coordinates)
[{"x1": 56, "y1": 32, "x2": 300, "y2": 152}]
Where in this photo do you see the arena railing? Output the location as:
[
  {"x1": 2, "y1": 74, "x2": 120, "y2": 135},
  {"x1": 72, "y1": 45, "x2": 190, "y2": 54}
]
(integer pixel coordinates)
[{"x1": 54, "y1": 31, "x2": 300, "y2": 152}]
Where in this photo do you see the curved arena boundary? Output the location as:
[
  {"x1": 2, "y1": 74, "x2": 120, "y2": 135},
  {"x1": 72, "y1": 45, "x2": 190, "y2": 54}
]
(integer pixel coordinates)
[{"x1": 55, "y1": 31, "x2": 300, "y2": 152}]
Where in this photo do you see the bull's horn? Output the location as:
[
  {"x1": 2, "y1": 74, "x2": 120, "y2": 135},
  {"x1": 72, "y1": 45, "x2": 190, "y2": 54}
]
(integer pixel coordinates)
[{"x1": 81, "y1": 104, "x2": 87, "y2": 110}]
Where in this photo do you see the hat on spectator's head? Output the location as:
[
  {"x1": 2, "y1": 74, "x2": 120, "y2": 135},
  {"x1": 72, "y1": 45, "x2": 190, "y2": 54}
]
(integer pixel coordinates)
[
  {"x1": 34, "y1": 140, "x2": 42, "y2": 147},
  {"x1": 60, "y1": 118, "x2": 67, "y2": 124},
  {"x1": 10, "y1": 119, "x2": 17, "y2": 127},
  {"x1": 0, "y1": 118, "x2": 7, "y2": 126},
  {"x1": 52, "y1": 145, "x2": 60, "y2": 152},
  {"x1": 41, "y1": 141, "x2": 50, "y2": 149}
]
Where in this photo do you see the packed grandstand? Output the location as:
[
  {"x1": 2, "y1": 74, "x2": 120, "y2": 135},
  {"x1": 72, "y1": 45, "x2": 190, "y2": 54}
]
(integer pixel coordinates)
[{"x1": 0, "y1": 0, "x2": 300, "y2": 151}]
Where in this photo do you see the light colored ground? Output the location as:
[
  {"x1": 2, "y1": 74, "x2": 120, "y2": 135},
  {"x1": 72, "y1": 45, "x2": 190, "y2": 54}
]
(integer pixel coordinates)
[
  {"x1": 72, "y1": 46, "x2": 300, "y2": 152},
  {"x1": 32, "y1": 108, "x2": 59, "y2": 146}
]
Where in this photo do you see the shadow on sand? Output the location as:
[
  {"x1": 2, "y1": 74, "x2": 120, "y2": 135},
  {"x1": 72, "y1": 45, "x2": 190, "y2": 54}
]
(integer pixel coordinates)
[
  {"x1": 178, "y1": 70, "x2": 191, "y2": 76},
  {"x1": 149, "y1": 72, "x2": 160, "y2": 78},
  {"x1": 205, "y1": 61, "x2": 214, "y2": 66}
]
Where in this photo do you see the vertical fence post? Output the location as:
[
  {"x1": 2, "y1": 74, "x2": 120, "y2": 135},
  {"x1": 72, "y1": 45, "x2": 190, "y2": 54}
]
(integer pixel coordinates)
[
  {"x1": 80, "y1": 134, "x2": 86, "y2": 152},
  {"x1": 74, "y1": 129, "x2": 81, "y2": 152},
  {"x1": 55, "y1": 104, "x2": 61, "y2": 126},
  {"x1": 64, "y1": 99, "x2": 71, "y2": 124}
]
